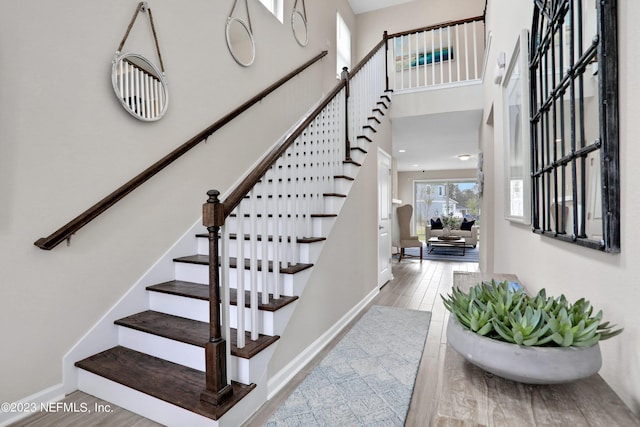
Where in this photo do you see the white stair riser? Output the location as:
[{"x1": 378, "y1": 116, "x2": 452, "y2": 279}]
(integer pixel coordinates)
[
  {"x1": 229, "y1": 346, "x2": 275, "y2": 385},
  {"x1": 147, "y1": 292, "x2": 295, "y2": 336},
  {"x1": 78, "y1": 370, "x2": 218, "y2": 427},
  {"x1": 117, "y1": 327, "x2": 267, "y2": 384},
  {"x1": 224, "y1": 216, "x2": 327, "y2": 238},
  {"x1": 196, "y1": 237, "x2": 323, "y2": 265},
  {"x1": 324, "y1": 196, "x2": 346, "y2": 214},
  {"x1": 349, "y1": 149, "x2": 367, "y2": 164},
  {"x1": 118, "y1": 327, "x2": 205, "y2": 371},
  {"x1": 174, "y1": 263, "x2": 308, "y2": 296},
  {"x1": 342, "y1": 162, "x2": 360, "y2": 177},
  {"x1": 334, "y1": 178, "x2": 354, "y2": 195},
  {"x1": 312, "y1": 216, "x2": 336, "y2": 237}
]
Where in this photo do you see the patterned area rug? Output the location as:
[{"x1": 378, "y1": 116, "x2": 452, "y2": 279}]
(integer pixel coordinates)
[
  {"x1": 399, "y1": 243, "x2": 479, "y2": 262},
  {"x1": 265, "y1": 306, "x2": 431, "y2": 426}
]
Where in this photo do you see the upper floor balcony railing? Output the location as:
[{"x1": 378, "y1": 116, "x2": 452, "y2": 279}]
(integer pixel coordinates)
[{"x1": 386, "y1": 16, "x2": 485, "y2": 93}]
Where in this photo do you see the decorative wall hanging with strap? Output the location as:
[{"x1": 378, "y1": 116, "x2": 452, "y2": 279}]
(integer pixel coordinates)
[
  {"x1": 112, "y1": 1, "x2": 169, "y2": 121},
  {"x1": 226, "y1": 0, "x2": 256, "y2": 66},
  {"x1": 292, "y1": 0, "x2": 308, "y2": 47}
]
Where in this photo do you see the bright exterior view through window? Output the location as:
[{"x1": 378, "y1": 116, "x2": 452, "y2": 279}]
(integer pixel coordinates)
[
  {"x1": 257, "y1": 0, "x2": 283, "y2": 22},
  {"x1": 414, "y1": 180, "x2": 480, "y2": 241}
]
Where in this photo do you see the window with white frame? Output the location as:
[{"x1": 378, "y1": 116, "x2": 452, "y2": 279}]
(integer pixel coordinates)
[
  {"x1": 258, "y1": 0, "x2": 283, "y2": 23},
  {"x1": 336, "y1": 13, "x2": 351, "y2": 77}
]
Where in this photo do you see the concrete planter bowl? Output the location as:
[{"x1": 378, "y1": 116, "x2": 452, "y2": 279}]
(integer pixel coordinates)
[{"x1": 446, "y1": 316, "x2": 602, "y2": 384}]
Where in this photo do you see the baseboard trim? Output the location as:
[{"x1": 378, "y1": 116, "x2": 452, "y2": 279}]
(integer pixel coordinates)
[
  {"x1": 266, "y1": 286, "x2": 379, "y2": 399},
  {"x1": 0, "y1": 383, "x2": 65, "y2": 427}
]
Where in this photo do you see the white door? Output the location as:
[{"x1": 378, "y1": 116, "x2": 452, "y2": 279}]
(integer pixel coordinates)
[{"x1": 378, "y1": 148, "x2": 393, "y2": 287}]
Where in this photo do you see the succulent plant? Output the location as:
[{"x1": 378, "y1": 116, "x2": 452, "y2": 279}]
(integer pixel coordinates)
[{"x1": 441, "y1": 280, "x2": 622, "y2": 347}]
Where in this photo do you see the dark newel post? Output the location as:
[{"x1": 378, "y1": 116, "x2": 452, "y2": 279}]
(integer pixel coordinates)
[
  {"x1": 200, "y1": 190, "x2": 233, "y2": 406},
  {"x1": 384, "y1": 31, "x2": 390, "y2": 92},
  {"x1": 341, "y1": 66, "x2": 351, "y2": 161}
]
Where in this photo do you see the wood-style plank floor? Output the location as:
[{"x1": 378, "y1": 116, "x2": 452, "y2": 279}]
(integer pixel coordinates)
[{"x1": 9, "y1": 258, "x2": 476, "y2": 427}]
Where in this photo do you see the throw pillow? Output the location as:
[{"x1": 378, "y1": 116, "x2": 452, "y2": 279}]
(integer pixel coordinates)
[
  {"x1": 461, "y1": 219, "x2": 475, "y2": 231},
  {"x1": 430, "y1": 218, "x2": 443, "y2": 230}
]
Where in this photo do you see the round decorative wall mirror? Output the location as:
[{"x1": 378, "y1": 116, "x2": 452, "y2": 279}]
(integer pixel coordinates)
[
  {"x1": 226, "y1": 17, "x2": 255, "y2": 67},
  {"x1": 291, "y1": 10, "x2": 308, "y2": 47},
  {"x1": 112, "y1": 53, "x2": 168, "y2": 121},
  {"x1": 112, "y1": 2, "x2": 168, "y2": 121}
]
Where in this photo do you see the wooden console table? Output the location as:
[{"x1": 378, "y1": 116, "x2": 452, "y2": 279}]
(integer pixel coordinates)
[{"x1": 429, "y1": 271, "x2": 640, "y2": 426}]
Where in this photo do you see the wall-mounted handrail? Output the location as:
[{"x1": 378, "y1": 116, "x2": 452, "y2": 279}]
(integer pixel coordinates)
[{"x1": 34, "y1": 50, "x2": 328, "y2": 250}]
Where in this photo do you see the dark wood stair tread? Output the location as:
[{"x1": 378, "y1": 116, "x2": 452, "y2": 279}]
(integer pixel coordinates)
[
  {"x1": 195, "y1": 233, "x2": 325, "y2": 244},
  {"x1": 146, "y1": 280, "x2": 298, "y2": 311},
  {"x1": 75, "y1": 346, "x2": 254, "y2": 420},
  {"x1": 115, "y1": 310, "x2": 279, "y2": 359},
  {"x1": 173, "y1": 255, "x2": 313, "y2": 274}
]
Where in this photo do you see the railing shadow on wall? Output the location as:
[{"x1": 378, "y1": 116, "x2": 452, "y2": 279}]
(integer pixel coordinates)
[{"x1": 33, "y1": 50, "x2": 328, "y2": 250}]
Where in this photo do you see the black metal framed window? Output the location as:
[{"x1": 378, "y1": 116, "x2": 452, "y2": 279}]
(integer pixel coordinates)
[{"x1": 529, "y1": 0, "x2": 619, "y2": 252}]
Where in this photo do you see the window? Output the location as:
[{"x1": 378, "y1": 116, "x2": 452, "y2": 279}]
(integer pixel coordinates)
[
  {"x1": 503, "y1": 30, "x2": 531, "y2": 224},
  {"x1": 336, "y1": 13, "x2": 351, "y2": 77},
  {"x1": 258, "y1": 0, "x2": 283, "y2": 23},
  {"x1": 414, "y1": 180, "x2": 480, "y2": 241},
  {"x1": 529, "y1": 0, "x2": 619, "y2": 252}
]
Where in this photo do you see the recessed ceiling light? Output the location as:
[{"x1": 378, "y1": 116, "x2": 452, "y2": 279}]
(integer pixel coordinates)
[
  {"x1": 458, "y1": 154, "x2": 471, "y2": 161},
  {"x1": 398, "y1": 149, "x2": 406, "y2": 153},
  {"x1": 412, "y1": 164, "x2": 419, "y2": 167}
]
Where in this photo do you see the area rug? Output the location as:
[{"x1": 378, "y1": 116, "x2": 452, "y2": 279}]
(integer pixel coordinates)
[
  {"x1": 398, "y1": 243, "x2": 479, "y2": 262},
  {"x1": 265, "y1": 306, "x2": 431, "y2": 426}
]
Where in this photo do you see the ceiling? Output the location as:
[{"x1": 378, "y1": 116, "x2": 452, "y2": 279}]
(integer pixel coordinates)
[
  {"x1": 347, "y1": 0, "x2": 416, "y2": 14},
  {"x1": 392, "y1": 110, "x2": 483, "y2": 172}
]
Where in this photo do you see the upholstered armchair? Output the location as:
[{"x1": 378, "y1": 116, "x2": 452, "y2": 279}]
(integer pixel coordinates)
[{"x1": 396, "y1": 204, "x2": 423, "y2": 262}]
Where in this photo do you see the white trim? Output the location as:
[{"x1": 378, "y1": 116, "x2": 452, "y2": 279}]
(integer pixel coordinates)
[
  {"x1": 0, "y1": 383, "x2": 64, "y2": 426},
  {"x1": 266, "y1": 286, "x2": 379, "y2": 399}
]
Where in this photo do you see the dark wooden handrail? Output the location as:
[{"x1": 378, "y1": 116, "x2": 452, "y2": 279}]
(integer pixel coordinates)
[
  {"x1": 221, "y1": 40, "x2": 388, "y2": 218},
  {"x1": 385, "y1": 15, "x2": 484, "y2": 40},
  {"x1": 34, "y1": 50, "x2": 328, "y2": 250}
]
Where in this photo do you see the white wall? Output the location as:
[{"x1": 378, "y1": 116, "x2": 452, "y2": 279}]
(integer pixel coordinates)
[
  {"x1": 0, "y1": 0, "x2": 355, "y2": 406},
  {"x1": 483, "y1": 0, "x2": 640, "y2": 414}
]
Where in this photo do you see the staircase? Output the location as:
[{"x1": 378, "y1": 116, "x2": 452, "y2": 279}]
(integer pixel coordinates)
[{"x1": 72, "y1": 47, "x2": 389, "y2": 426}]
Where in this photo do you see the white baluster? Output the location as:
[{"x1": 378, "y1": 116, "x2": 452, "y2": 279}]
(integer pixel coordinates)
[
  {"x1": 464, "y1": 23, "x2": 470, "y2": 81},
  {"x1": 423, "y1": 30, "x2": 428, "y2": 88},
  {"x1": 273, "y1": 157, "x2": 282, "y2": 299},
  {"x1": 220, "y1": 224, "x2": 232, "y2": 361},
  {"x1": 236, "y1": 201, "x2": 245, "y2": 348},
  {"x1": 261, "y1": 170, "x2": 270, "y2": 305},
  {"x1": 456, "y1": 24, "x2": 461, "y2": 83},
  {"x1": 447, "y1": 26, "x2": 452, "y2": 84},
  {"x1": 249, "y1": 189, "x2": 259, "y2": 341},
  {"x1": 431, "y1": 29, "x2": 436, "y2": 87},
  {"x1": 472, "y1": 20, "x2": 478, "y2": 80}
]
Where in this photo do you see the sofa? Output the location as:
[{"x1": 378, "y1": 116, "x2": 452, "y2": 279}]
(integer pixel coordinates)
[{"x1": 426, "y1": 221, "x2": 479, "y2": 248}]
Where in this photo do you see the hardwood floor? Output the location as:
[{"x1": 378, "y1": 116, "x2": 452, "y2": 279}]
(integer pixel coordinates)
[{"x1": 9, "y1": 258, "x2": 476, "y2": 427}]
